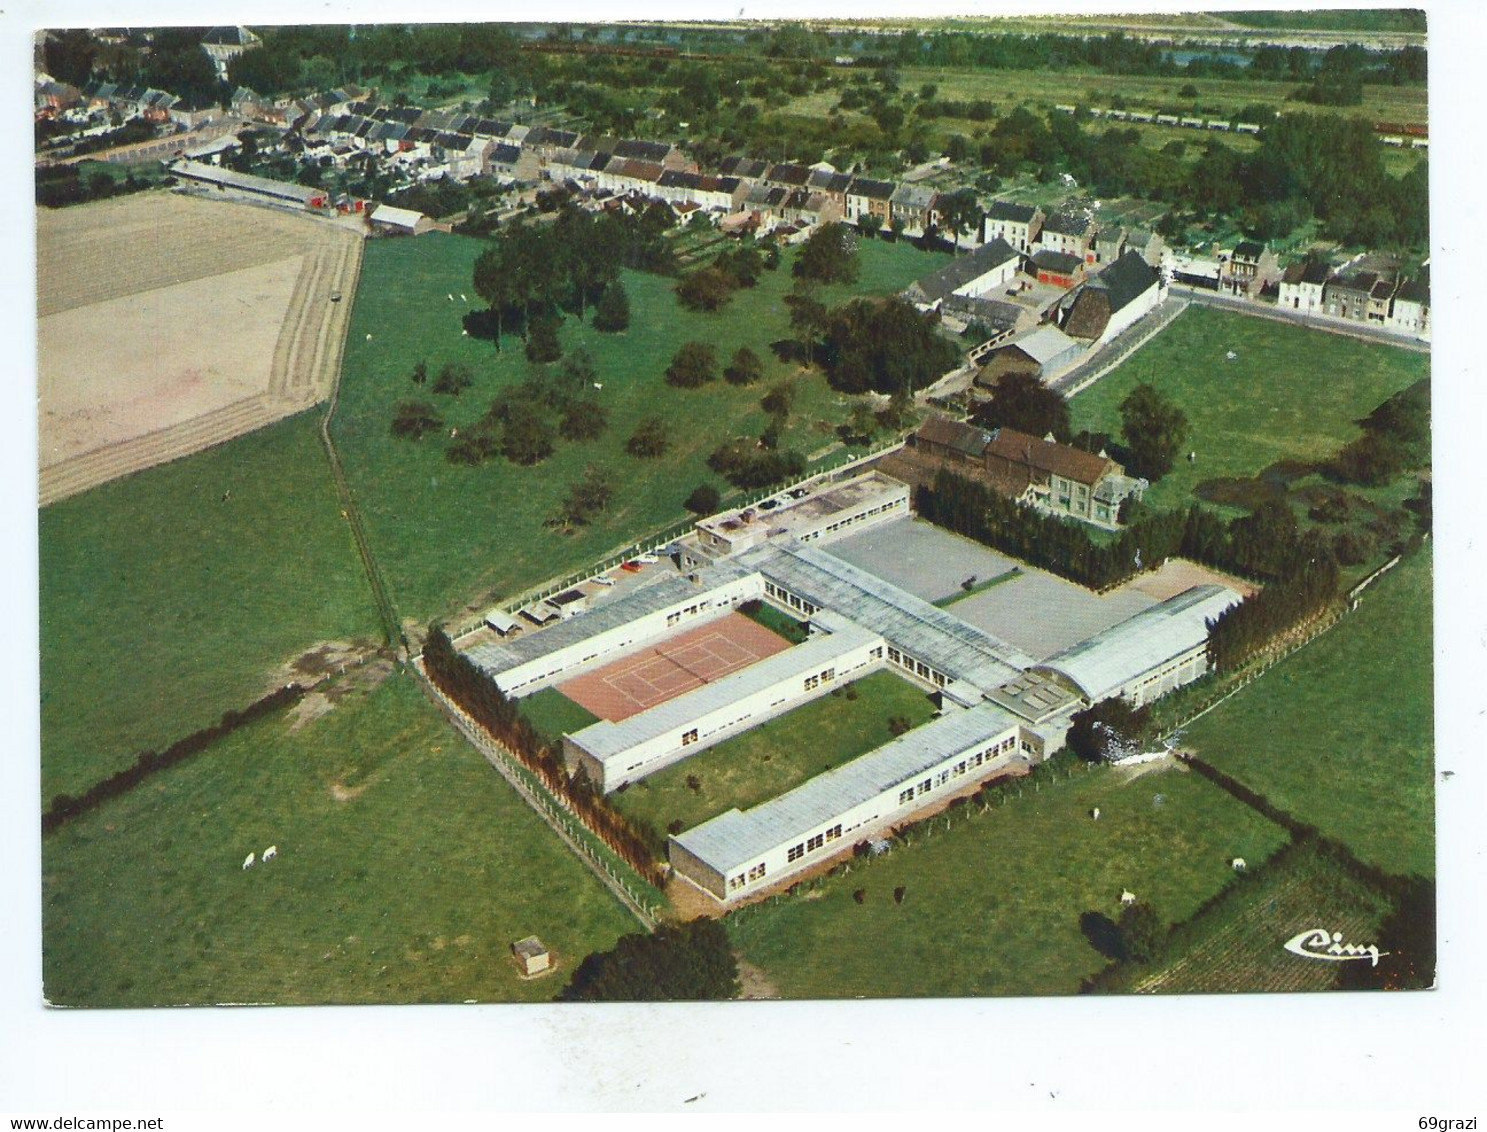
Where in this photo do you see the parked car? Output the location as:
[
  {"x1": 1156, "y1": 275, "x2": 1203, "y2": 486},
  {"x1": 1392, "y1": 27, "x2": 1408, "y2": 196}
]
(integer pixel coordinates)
[
  {"x1": 636, "y1": 553, "x2": 660, "y2": 564},
  {"x1": 591, "y1": 575, "x2": 616, "y2": 587}
]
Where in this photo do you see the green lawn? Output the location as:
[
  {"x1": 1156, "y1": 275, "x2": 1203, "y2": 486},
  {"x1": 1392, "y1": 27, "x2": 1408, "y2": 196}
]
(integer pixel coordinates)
[
  {"x1": 1183, "y1": 549, "x2": 1434, "y2": 878},
  {"x1": 739, "y1": 600, "x2": 810, "y2": 644},
  {"x1": 1070, "y1": 305, "x2": 1429, "y2": 514},
  {"x1": 519, "y1": 685, "x2": 600, "y2": 747},
  {"x1": 729, "y1": 763, "x2": 1289, "y2": 998},
  {"x1": 613, "y1": 670, "x2": 938, "y2": 837},
  {"x1": 332, "y1": 233, "x2": 948, "y2": 623},
  {"x1": 41, "y1": 674, "x2": 636, "y2": 1006},
  {"x1": 39, "y1": 411, "x2": 379, "y2": 802}
]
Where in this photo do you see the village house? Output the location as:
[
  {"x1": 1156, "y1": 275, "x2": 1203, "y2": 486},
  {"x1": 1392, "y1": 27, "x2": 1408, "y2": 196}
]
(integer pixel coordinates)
[
  {"x1": 903, "y1": 237, "x2": 1022, "y2": 311},
  {"x1": 1278, "y1": 257, "x2": 1330, "y2": 314},
  {"x1": 844, "y1": 176, "x2": 895, "y2": 229},
  {"x1": 1387, "y1": 270, "x2": 1430, "y2": 338},
  {"x1": 1124, "y1": 228, "x2": 1166, "y2": 269},
  {"x1": 974, "y1": 325, "x2": 1085, "y2": 390},
  {"x1": 1038, "y1": 207, "x2": 1098, "y2": 264},
  {"x1": 1222, "y1": 240, "x2": 1281, "y2": 297},
  {"x1": 807, "y1": 168, "x2": 853, "y2": 214},
  {"x1": 983, "y1": 200, "x2": 1044, "y2": 254},
  {"x1": 1324, "y1": 270, "x2": 1388, "y2": 322},
  {"x1": 889, "y1": 182, "x2": 938, "y2": 239},
  {"x1": 1093, "y1": 226, "x2": 1127, "y2": 265}
]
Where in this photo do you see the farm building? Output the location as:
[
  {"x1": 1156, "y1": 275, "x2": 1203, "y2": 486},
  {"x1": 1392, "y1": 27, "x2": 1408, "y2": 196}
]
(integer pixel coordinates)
[
  {"x1": 467, "y1": 570, "x2": 761, "y2": 697},
  {"x1": 1169, "y1": 252, "x2": 1224, "y2": 291},
  {"x1": 902, "y1": 237, "x2": 1022, "y2": 311},
  {"x1": 690, "y1": 471, "x2": 910, "y2": 560},
  {"x1": 983, "y1": 201, "x2": 1044, "y2": 253},
  {"x1": 368, "y1": 203, "x2": 433, "y2": 236},
  {"x1": 564, "y1": 617, "x2": 886, "y2": 791},
  {"x1": 1053, "y1": 251, "x2": 1162, "y2": 344},
  {"x1": 169, "y1": 160, "x2": 327, "y2": 211},
  {"x1": 1030, "y1": 249, "x2": 1086, "y2": 288},
  {"x1": 947, "y1": 296, "x2": 1023, "y2": 350},
  {"x1": 1034, "y1": 584, "x2": 1243, "y2": 707},
  {"x1": 670, "y1": 701, "x2": 1037, "y2": 901},
  {"x1": 975, "y1": 325, "x2": 1085, "y2": 388}
]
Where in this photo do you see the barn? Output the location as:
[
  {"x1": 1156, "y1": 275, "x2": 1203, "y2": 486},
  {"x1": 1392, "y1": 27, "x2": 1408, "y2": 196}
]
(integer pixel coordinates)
[
  {"x1": 1030, "y1": 249, "x2": 1085, "y2": 288},
  {"x1": 1054, "y1": 251, "x2": 1162, "y2": 344},
  {"x1": 368, "y1": 203, "x2": 433, "y2": 236},
  {"x1": 902, "y1": 237, "x2": 1022, "y2": 311},
  {"x1": 169, "y1": 160, "x2": 327, "y2": 212},
  {"x1": 975, "y1": 325, "x2": 1085, "y2": 389}
]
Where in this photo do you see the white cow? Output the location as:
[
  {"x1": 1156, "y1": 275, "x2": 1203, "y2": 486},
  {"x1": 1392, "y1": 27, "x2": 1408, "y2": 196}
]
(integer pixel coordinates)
[
  {"x1": 263, "y1": 845, "x2": 279, "y2": 862},
  {"x1": 1120, "y1": 889, "x2": 1137, "y2": 905},
  {"x1": 461, "y1": 293, "x2": 468, "y2": 302},
  {"x1": 1231, "y1": 857, "x2": 1247, "y2": 872},
  {"x1": 242, "y1": 852, "x2": 256, "y2": 870},
  {"x1": 1090, "y1": 807, "x2": 1101, "y2": 820},
  {"x1": 448, "y1": 293, "x2": 455, "y2": 301},
  {"x1": 1226, "y1": 350, "x2": 1238, "y2": 360}
]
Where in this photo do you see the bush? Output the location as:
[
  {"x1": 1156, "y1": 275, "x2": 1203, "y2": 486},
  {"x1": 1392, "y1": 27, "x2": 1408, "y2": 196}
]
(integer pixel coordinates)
[
  {"x1": 559, "y1": 399, "x2": 608, "y2": 442},
  {"x1": 723, "y1": 345, "x2": 764, "y2": 386},
  {"x1": 684, "y1": 483, "x2": 722, "y2": 514},
  {"x1": 432, "y1": 362, "x2": 474, "y2": 396},
  {"x1": 524, "y1": 312, "x2": 563, "y2": 364},
  {"x1": 627, "y1": 416, "x2": 670, "y2": 458},
  {"x1": 390, "y1": 400, "x2": 444, "y2": 440},
  {"x1": 675, "y1": 266, "x2": 736, "y2": 312},
  {"x1": 664, "y1": 341, "x2": 719, "y2": 388},
  {"x1": 592, "y1": 281, "x2": 630, "y2": 332}
]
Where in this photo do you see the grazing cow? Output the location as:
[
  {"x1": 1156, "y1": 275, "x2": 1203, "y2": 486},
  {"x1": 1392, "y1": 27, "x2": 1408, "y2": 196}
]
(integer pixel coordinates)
[
  {"x1": 242, "y1": 852, "x2": 256, "y2": 870},
  {"x1": 461, "y1": 329, "x2": 469, "y2": 336},
  {"x1": 1188, "y1": 451, "x2": 1196, "y2": 462},
  {"x1": 448, "y1": 293, "x2": 454, "y2": 301},
  {"x1": 1090, "y1": 807, "x2": 1101, "y2": 820},
  {"x1": 1231, "y1": 857, "x2": 1246, "y2": 872},
  {"x1": 365, "y1": 333, "x2": 373, "y2": 340},
  {"x1": 1226, "y1": 350, "x2": 1238, "y2": 360},
  {"x1": 461, "y1": 294, "x2": 468, "y2": 302},
  {"x1": 263, "y1": 845, "x2": 279, "y2": 862},
  {"x1": 1120, "y1": 889, "x2": 1136, "y2": 905},
  {"x1": 593, "y1": 382, "x2": 603, "y2": 390}
]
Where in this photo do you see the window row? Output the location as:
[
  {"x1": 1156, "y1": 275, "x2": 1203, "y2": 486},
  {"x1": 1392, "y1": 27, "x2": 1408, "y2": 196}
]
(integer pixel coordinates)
[{"x1": 785, "y1": 824, "x2": 843, "y2": 863}]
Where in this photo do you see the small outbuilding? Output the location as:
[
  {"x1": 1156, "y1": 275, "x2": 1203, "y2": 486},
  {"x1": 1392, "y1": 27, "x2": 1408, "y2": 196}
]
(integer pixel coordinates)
[
  {"x1": 483, "y1": 609, "x2": 520, "y2": 637},
  {"x1": 369, "y1": 202, "x2": 433, "y2": 236},
  {"x1": 512, "y1": 936, "x2": 551, "y2": 976}
]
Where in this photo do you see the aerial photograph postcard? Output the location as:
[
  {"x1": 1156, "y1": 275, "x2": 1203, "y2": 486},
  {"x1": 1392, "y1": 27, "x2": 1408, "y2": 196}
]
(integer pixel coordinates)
[{"x1": 33, "y1": 8, "x2": 1434, "y2": 1008}]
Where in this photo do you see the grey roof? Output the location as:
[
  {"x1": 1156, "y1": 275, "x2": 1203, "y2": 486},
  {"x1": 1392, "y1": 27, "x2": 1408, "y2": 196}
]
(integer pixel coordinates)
[
  {"x1": 1232, "y1": 240, "x2": 1265, "y2": 261},
  {"x1": 674, "y1": 702, "x2": 1021, "y2": 873},
  {"x1": 1036, "y1": 584, "x2": 1242, "y2": 702},
  {"x1": 890, "y1": 181, "x2": 937, "y2": 209},
  {"x1": 906, "y1": 237, "x2": 1021, "y2": 303},
  {"x1": 1395, "y1": 274, "x2": 1429, "y2": 304},
  {"x1": 1085, "y1": 251, "x2": 1160, "y2": 314},
  {"x1": 809, "y1": 169, "x2": 853, "y2": 194},
  {"x1": 942, "y1": 294, "x2": 1022, "y2": 332},
  {"x1": 987, "y1": 200, "x2": 1039, "y2": 224},
  {"x1": 615, "y1": 138, "x2": 671, "y2": 162},
  {"x1": 571, "y1": 621, "x2": 882, "y2": 763},
  {"x1": 741, "y1": 542, "x2": 1034, "y2": 691},
  {"x1": 1006, "y1": 325, "x2": 1083, "y2": 366},
  {"x1": 1043, "y1": 208, "x2": 1095, "y2": 237},
  {"x1": 169, "y1": 160, "x2": 323, "y2": 204},
  {"x1": 490, "y1": 143, "x2": 523, "y2": 166},
  {"x1": 465, "y1": 574, "x2": 705, "y2": 681},
  {"x1": 847, "y1": 176, "x2": 896, "y2": 200},
  {"x1": 1032, "y1": 249, "x2": 1085, "y2": 274}
]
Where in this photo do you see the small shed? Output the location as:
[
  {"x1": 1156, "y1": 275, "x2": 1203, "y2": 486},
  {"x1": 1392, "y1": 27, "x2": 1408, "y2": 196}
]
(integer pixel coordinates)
[
  {"x1": 512, "y1": 936, "x2": 551, "y2": 976},
  {"x1": 369, "y1": 203, "x2": 433, "y2": 236},
  {"x1": 546, "y1": 589, "x2": 589, "y2": 620},
  {"x1": 484, "y1": 609, "x2": 520, "y2": 636}
]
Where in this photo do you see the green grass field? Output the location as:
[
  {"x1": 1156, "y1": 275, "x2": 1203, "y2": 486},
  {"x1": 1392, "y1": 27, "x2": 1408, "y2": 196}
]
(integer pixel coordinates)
[
  {"x1": 729, "y1": 762, "x2": 1289, "y2": 998},
  {"x1": 612, "y1": 670, "x2": 938, "y2": 837},
  {"x1": 739, "y1": 600, "x2": 810, "y2": 644},
  {"x1": 519, "y1": 685, "x2": 601, "y2": 746},
  {"x1": 39, "y1": 411, "x2": 379, "y2": 802},
  {"x1": 1183, "y1": 549, "x2": 1433, "y2": 878},
  {"x1": 41, "y1": 674, "x2": 637, "y2": 1006},
  {"x1": 1069, "y1": 305, "x2": 1429, "y2": 514},
  {"x1": 332, "y1": 234, "x2": 947, "y2": 623}
]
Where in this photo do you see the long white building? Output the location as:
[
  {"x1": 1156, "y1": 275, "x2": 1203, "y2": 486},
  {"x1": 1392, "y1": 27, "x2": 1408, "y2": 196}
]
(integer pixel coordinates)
[
  {"x1": 564, "y1": 616, "x2": 885, "y2": 790},
  {"x1": 670, "y1": 702, "x2": 1032, "y2": 901}
]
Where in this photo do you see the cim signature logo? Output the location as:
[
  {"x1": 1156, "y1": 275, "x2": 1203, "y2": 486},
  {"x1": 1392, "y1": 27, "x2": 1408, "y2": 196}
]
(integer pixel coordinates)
[{"x1": 1283, "y1": 927, "x2": 1390, "y2": 967}]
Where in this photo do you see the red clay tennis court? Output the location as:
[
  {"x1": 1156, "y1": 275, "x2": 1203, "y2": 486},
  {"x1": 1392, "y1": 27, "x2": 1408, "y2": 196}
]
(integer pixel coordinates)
[{"x1": 558, "y1": 612, "x2": 794, "y2": 722}]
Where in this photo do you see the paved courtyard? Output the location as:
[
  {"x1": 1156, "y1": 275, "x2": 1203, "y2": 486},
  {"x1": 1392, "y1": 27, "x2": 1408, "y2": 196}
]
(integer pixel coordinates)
[{"x1": 825, "y1": 517, "x2": 1158, "y2": 661}]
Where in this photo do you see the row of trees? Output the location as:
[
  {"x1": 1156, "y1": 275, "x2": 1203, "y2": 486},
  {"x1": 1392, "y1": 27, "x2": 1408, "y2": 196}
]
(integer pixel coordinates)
[{"x1": 422, "y1": 626, "x2": 664, "y2": 885}]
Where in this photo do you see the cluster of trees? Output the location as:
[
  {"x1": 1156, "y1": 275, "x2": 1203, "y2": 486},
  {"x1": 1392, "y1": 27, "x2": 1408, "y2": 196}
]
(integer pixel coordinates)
[
  {"x1": 675, "y1": 242, "x2": 769, "y2": 312},
  {"x1": 707, "y1": 438, "x2": 807, "y2": 489},
  {"x1": 817, "y1": 297, "x2": 960, "y2": 396},
  {"x1": 663, "y1": 341, "x2": 719, "y2": 388},
  {"x1": 423, "y1": 626, "x2": 664, "y2": 884},
  {"x1": 971, "y1": 372, "x2": 1072, "y2": 442},
  {"x1": 35, "y1": 162, "x2": 157, "y2": 209},
  {"x1": 1066, "y1": 696, "x2": 1152, "y2": 763},
  {"x1": 1205, "y1": 540, "x2": 1340, "y2": 674},
  {"x1": 1328, "y1": 379, "x2": 1430, "y2": 487},
  {"x1": 793, "y1": 222, "x2": 860, "y2": 285},
  {"x1": 471, "y1": 205, "x2": 672, "y2": 351},
  {"x1": 559, "y1": 919, "x2": 739, "y2": 1002},
  {"x1": 43, "y1": 683, "x2": 306, "y2": 834}
]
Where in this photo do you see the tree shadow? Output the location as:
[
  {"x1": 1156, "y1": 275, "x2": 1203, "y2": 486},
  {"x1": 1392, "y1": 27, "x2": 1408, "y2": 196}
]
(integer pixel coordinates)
[
  {"x1": 770, "y1": 338, "x2": 808, "y2": 364},
  {"x1": 1080, "y1": 910, "x2": 1125, "y2": 960}
]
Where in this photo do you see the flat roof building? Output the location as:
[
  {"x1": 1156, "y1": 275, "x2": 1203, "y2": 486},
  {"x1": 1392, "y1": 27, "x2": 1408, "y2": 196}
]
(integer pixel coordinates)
[
  {"x1": 671, "y1": 701, "x2": 1030, "y2": 901},
  {"x1": 692, "y1": 471, "x2": 909, "y2": 559}
]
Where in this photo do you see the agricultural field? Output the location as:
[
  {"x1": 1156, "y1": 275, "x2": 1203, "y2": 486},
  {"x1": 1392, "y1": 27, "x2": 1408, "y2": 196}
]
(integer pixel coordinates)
[
  {"x1": 1131, "y1": 840, "x2": 1393, "y2": 994},
  {"x1": 37, "y1": 192, "x2": 362, "y2": 504},
  {"x1": 39, "y1": 410, "x2": 378, "y2": 802},
  {"x1": 41, "y1": 675, "x2": 637, "y2": 1007},
  {"x1": 729, "y1": 760, "x2": 1288, "y2": 998},
  {"x1": 1183, "y1": 549, "x2": 1433, "y2": 879},
  {"x1": 1069, "y1": 304, "x2": 1429, "y2": 515},
  {"x1": 612, "y1": 670, "x2": 938, "y2": 839},
  {"x1": 331, "y1": 232, "x2": 947, "y2": 624}
]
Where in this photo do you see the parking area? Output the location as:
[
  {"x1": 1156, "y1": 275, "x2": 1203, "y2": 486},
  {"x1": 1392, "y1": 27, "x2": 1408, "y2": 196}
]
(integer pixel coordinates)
[{"x1": 824, "y1": 517, "x2": 1159, "y2": 661}]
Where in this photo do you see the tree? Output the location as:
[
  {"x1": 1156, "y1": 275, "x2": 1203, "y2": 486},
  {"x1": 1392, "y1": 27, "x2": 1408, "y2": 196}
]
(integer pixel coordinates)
[
  {"x1": 500, "y1": 404, "x2": 555, "y2": 465},
  {"x1": 760, "y1": 382, "x2": 794, "y2": 419},
  {"x1": 1066, "y1": 696, "x2": 1151, "y2": 762},
  {"x1": 524, "y1": 311, "x2": 563, "y2": 364},
  {"x1": 723, "y1": 345, "x2": 764, "y2": 386},
  {"x1": 557, "y1": 346, "x2": 598, "y2": 396},
  {"x1": 683, "y1": 483, "x2": 722, "y2": 514},
  {"x1": 675, "y1": 266, "x2": 736, "y2": 312},
  {"x1": 820, "y1": 297, "x2": 959, "y2": 395},
  {"x1": 1120, "y1": 382, "x2": 1189, "y2": 481},
  {"x1": 972, "y1": 371, "x2": 1072, "y2": 441},
  {"x1": 592, "y1": 280, "x2": 631, "y2": 333},
  {"x1": 552, "y1": 464, "x2": 613, "y2": 529},
  {"x1": 559, "y1": 919, "x2": 739, "y2": 1002},
  {"x1": 936, "y1": 187, "x2": 982, "y2": 252},
  {"x1": 627, "y1": 416, "x2": 670, "y2": 458},
  {"x1": 664, "y1": 341, "x2": 718, "y2": 388},
  {"x1": 784, "y1": 284, "x2": 829, "y2": 368},
  {"x1": 390, "y1": 400, "x2": 444, "y2": 440},
  {"x1": 794, "y1": 222, "x2": 860, "y2": 285},
  {"x1": 432, "y1": 362, "x2": 474, "y2": 396},
  {"x1": 559, "y1": 398, "x2": 608, "y2": 442},
  {"x1": 411, "y1": 360, "x2": 428, "y2": 385},
  {"x1": 840, "y1": 401, "x2": 879, "y2": 445},
  {"x1": 1116, "y1": 901, "x2": 1165, "y2": 964}
]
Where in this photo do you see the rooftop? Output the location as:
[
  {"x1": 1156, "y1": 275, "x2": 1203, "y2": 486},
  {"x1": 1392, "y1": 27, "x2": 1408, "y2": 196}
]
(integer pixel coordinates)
[
  {"x1": 674, "y1": 702, "x2": 1022, "y2": 874},
  {"x1": 986, "y1": 200, "x2": 1040, "y2": 224},
  {"x1": 697, "y1": 471, "x2": 908, "y2": 546},
  {"x1": 169, "y1": 160, "x2": 323, "y2": 205},
  {"x1": 905, "y1": 237, "x2": 1021, "y2": 304},
  {"x1": 1031, "y1": 249, "x2": 1085, "y2": 275},
  {"x1": 984, "y1": 427, "x2": 1115, "y2": 487},
  {"x1": 1036, "y1": 584, "x2": 1243, "y2": 702}
]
